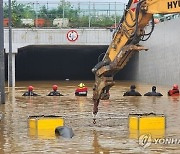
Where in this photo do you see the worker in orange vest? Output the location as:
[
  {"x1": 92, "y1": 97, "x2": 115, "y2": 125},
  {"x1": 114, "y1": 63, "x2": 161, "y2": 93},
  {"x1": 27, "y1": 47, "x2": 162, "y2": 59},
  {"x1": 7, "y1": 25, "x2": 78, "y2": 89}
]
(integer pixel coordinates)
[
  {"x1": 168, "y1": 84, "x2": 179, "y2": 96},
  {"x1": 75, "y1": 83, "x2": 88, "y2": 96}
]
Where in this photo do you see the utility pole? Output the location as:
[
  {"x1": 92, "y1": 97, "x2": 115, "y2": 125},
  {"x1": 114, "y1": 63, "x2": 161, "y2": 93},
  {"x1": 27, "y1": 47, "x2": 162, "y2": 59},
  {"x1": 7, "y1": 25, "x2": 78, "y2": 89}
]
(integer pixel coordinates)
[
  {"x1": 0, "y1": 0, "x2": 5, "y2": 104},
  {"x1": 115, "y1": 2, "x2": 117, "y2": 29},
  {"x1": 35, "y1": 1, "x2": 39, "y2": 28},
  {"x1": 88, "y1": 1, "x2": 91, "y2": 28},
  {"x1": 8, "y1": 0, "x2": 14, "y2": 87},
  {"x1": 62, "y1": 0, "x2": 65, "y2": 28}
]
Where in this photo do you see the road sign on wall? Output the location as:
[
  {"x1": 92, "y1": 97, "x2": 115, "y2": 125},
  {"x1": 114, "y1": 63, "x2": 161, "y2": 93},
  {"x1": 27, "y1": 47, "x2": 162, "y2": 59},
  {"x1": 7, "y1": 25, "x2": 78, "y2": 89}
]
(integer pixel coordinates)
[{"x1": 66, "y1": 30, "x2": 78, "y2": 42}]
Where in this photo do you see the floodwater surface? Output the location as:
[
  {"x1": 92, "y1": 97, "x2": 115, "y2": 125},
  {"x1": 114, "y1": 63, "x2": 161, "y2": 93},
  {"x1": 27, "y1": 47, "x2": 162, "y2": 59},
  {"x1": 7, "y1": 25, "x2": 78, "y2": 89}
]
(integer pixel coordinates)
[{"x1": 0, "y1": 81, "x2": 180, "y2": 154}]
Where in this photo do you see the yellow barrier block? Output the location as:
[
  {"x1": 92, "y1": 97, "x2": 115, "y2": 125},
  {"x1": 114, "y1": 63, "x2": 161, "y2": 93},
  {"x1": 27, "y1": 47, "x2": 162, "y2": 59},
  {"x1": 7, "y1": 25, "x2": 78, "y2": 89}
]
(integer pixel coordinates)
[
  {"x1": 129, "y1": 113, "x2": 165, "y2": 130},
  {"x1": 129, "y1": 129, "x2": 165, "y2": 139},
  {"x1": 28, "y1": 115, "x2": 64, "y2": 130},
  {"x1": 29, "y1": 129, "x2": 57, "y2": 139},
  {"x1": 28, "y1": 115, "x2": 64, "y2": 139},
  {"x1": 128, "y1": 113, "x2": 166, "y2": 139}
]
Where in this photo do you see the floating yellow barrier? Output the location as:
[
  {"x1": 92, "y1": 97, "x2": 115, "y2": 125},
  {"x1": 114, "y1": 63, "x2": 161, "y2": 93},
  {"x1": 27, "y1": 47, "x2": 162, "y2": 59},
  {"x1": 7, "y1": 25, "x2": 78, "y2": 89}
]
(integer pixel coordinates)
[
  {"x1": 28, "y1": 115, "x2": 64, "y2": 139},
  {"x1": 128, "y1": 113, "x2": 166, "y2": 139}
]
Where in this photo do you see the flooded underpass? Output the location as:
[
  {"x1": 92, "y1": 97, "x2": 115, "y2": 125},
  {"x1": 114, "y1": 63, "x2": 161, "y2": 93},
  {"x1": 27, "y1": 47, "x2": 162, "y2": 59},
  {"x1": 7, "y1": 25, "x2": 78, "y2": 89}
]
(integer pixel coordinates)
[
  {"x1": 15, "y1": 45, "x2": 137, "y2": 81},
  {"x1": 0, "y1": 80, "x2": 180, "y2": 153},
  {"x1": 15, "y1": 45, "x2": 109, "y2": 80}
]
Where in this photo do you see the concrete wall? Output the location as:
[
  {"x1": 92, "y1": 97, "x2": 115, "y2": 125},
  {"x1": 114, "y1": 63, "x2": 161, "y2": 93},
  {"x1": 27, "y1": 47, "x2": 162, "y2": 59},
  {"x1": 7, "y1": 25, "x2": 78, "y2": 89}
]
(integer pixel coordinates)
[
  {"x1": 135, "y1": 18, "x2": 180, "y2": 86},
  {"x1": 4, "y1": 28, "x2": 113, "y2": 53}
]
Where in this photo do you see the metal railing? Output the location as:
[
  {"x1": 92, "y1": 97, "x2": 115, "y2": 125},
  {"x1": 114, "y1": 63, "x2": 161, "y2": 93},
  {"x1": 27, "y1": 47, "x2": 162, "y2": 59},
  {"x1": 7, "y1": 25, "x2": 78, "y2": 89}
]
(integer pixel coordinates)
[
  {"x1": 159, "y1": 13, "x2": 180, "y2": 22},
  {"x1": 3, "y1": 0, "x2": 126, "y2": 28}
]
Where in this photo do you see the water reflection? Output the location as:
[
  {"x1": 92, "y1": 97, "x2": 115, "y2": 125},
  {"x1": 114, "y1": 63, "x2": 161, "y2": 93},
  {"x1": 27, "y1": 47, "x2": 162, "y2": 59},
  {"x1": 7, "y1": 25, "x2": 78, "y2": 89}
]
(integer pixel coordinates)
[
  {"x1": 0, "y1": 104, "x2": 5, "y2": 154},
  {"x1": 126, "y1": 96, "x2": 141, "y2": 108},
  {"x1": 168, "y1": 96, "x2": 180, "y2": 103},
  {"x1": 92, "y1": 130, "x2": 109, "y2": 154},
  {"x1": 76, "y1": 96, "x2": 87, "y2": 112}
]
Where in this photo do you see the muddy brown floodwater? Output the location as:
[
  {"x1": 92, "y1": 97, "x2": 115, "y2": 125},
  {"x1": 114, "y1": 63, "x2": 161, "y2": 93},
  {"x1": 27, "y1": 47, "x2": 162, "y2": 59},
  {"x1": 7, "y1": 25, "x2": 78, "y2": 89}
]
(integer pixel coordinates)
[{"x1": 0, "y1": 81, "x2": 180, "y2": 154}]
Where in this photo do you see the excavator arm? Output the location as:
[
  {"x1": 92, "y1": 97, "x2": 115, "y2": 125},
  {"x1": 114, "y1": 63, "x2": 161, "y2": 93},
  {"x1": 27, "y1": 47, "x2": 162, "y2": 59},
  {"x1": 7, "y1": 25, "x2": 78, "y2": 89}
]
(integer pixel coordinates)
[{"x1": 92, "y1": 0, "x2": 180, "y2": 115}]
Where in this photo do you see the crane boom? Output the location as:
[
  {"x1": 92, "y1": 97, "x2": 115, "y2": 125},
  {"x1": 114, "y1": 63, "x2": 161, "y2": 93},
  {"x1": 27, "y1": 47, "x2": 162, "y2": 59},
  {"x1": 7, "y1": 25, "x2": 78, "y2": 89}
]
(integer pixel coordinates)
[{"x1": 92, "y1": 0, "x2": 180, "y2": 116}]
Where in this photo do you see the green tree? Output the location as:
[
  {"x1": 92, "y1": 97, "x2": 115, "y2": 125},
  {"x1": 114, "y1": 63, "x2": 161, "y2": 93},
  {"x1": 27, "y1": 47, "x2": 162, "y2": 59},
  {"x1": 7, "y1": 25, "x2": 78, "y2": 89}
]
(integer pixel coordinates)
[
  {"x1": 38, "y1": 5, "x2": 48, "y2": 19},
  {"x1": 3, "y1": 0, "x2": 35, "y2": 27},
  {"x1": 3, "y1": 0, "x2": 122, "y2": 28}
]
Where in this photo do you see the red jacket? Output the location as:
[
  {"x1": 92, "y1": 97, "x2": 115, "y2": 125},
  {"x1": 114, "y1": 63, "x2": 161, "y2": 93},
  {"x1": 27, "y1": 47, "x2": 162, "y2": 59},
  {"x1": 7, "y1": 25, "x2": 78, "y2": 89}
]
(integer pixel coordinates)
[
  {"x1": 168, "y1": 89, "x2": 180, "y2": 96},
  {"x1": 75, "y1": 87, "x2": 88, "y2": 96}
]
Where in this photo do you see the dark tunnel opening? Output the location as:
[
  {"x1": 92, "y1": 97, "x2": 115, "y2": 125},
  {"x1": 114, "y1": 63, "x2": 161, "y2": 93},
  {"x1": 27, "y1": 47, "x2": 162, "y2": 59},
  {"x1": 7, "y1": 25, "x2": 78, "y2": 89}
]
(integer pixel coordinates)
[
  {"x1": 15, "y1": 45, "x2": 138, "y2": 81},
  {"x1": 16, "y1": 45, "x2": 108, "y2": 80}
]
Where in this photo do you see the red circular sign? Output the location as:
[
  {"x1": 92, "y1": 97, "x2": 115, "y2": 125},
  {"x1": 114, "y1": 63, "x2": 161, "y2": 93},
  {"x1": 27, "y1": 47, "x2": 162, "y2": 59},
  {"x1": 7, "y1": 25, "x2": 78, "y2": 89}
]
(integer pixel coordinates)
[{"x1": 67, "y1": 30, "x2": 79, "y2": 42}]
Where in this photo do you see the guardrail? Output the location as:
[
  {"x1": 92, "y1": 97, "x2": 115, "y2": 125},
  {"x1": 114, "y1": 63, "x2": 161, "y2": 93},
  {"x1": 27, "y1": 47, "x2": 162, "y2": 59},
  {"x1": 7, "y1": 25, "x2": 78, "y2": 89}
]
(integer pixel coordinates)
[{"x1": 159, "y1": 13, "x2": 180, "y2": 22}]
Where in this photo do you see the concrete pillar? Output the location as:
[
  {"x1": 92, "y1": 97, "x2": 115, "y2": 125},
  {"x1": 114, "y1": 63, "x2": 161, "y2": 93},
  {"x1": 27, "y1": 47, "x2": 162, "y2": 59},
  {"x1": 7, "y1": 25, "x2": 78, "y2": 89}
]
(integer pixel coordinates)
[
  {"x1": 0, "y1": 0, "x2": 5, "y2": 104},
  {"x1": 8, "y1": 53, "x2": 15, "y2": 87}
]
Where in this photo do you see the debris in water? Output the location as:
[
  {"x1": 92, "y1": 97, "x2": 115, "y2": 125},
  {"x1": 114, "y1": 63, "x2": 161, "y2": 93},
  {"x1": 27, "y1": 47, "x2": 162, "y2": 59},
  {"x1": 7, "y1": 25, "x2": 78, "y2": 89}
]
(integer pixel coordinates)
[{"x1": 55, "y1": 126, "x2": 74, "y2": 138}]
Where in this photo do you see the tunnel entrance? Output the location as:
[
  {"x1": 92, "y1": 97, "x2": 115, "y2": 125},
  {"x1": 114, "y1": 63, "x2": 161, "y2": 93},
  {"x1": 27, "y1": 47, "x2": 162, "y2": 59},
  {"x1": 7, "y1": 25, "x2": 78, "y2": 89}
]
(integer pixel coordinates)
[
  {"x1": 15, "y1": 45, "x2": 138, "y2": 81},
  {"x1": 16, "y1": 45, "x2": 108, "y2": 80}
]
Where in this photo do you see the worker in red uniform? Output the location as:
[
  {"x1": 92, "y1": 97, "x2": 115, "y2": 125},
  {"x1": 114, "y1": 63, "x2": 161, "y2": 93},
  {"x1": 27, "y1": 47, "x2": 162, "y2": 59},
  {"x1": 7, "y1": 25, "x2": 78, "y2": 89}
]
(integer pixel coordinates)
[
  {"x1": 22, "y1": 86, "x2": 40, "y2": 96},
  {"x1": 168, "y1": 84, "x2": 180, "y2": 96},
  {"x1": 47, "y1": 85, "x2": 63, "y2": 96},
  {"x1": 75, "y1": 83, "x2": 88, "y2": 96}
]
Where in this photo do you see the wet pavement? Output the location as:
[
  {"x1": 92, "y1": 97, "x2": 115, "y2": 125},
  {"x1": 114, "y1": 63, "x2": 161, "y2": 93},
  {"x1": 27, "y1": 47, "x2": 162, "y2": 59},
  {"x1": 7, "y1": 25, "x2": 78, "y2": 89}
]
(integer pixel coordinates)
[{"x1": 0, "y1": 81, "x2": 180, "y2": 154}]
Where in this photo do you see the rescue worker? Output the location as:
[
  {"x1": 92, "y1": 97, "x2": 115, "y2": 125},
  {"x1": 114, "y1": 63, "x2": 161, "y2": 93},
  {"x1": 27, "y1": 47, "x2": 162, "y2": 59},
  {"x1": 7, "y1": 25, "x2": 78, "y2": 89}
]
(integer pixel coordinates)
[
  {"x1": 75, "y1": 83, "x2": 88, "y2": 96},
  {"x1": 144, "y1": 86, "x2": 163, "y2": 96},
  {"x1": 22, "y1": 86, "x2": 39, "y2": 96},
  {"x1": 123, "y1": 85, "x2": 142, "y2": 96},
  {"x1": 168, "y1": 84, "x2": 180, "y2": 96},
  {"x1": 47, "y1": 85, "x2": 64, "y2": 96}
]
